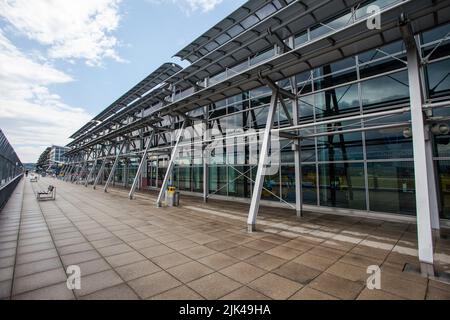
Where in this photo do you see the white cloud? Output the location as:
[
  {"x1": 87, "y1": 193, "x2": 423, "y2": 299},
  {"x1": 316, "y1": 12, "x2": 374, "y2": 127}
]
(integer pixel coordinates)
[
  {"x1": 0, "y1": 30, "x2": 92, "y2": 163},
  {"x1": 0, "y1": 0, "x2": 124, "y2": 66},
  {"x1": 148, "y1": 0, "x2": 224, "y2": 14}
]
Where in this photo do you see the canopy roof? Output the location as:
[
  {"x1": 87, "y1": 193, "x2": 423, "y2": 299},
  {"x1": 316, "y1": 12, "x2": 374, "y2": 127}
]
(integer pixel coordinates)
[
  {"x1": 70, "y1": 63, "x2": 182, "y2": 139},
  {"x1": 67, "y1": 0, "x2": 450, "y2": 155}
]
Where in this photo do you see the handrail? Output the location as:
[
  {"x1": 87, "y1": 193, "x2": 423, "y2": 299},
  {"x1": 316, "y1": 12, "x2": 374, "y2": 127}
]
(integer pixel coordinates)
[{"x1": 0, "y1": 173, "x2": 23, "y2": 209}]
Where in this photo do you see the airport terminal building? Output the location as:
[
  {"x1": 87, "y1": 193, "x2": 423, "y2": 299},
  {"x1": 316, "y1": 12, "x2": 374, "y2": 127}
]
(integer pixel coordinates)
[{"x1": 64, "y1": 0, "x2": 450, "y2": 274}]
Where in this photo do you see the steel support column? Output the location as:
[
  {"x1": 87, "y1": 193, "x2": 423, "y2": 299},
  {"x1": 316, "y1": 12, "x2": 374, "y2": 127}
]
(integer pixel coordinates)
[
  {"x1": 93, "y1": 160, "x2": 107, "y2": 190},
  {"x1": 247, "y1": 90, "x2": 279, "y2": 232},
  {"x1": 85, "y1": 151, "x2": 100, "y2": 187},
  {"x1": 129, "y1": 133, "x2": 154, "y2": 200},
  {"x1": 291, "y1": 79, "x2": 303, "y2": 217},
  {"x1": 402, "y1": 23, "x2": 435, "y2": 276},
  {"x1": 61, "y1": 162, "x2": 70, "y2": 178},
  {"x1": 156, "y1": 121, "x2": 187, "y2": 207},
  {"x1": 73, "y1": 162, "x2": 86, "y2": 183},
  {"x1": 104, "y1": 142, "x2": 126, "y2": 193},
  {"x1": 203, "y1": 114, "x2": 210, "y2": 203},
  {"x1": 64, "y1": 164, "x2": 73, "y2": 182},
  {"x1": 93, "y1": 145, "x2": 114, "y2": 190}
]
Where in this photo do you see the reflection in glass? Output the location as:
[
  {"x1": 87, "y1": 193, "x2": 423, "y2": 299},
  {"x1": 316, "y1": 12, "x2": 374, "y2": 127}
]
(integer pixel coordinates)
[
  {"x1": 302, "y1": 165, "x2": 318, "y2": 205},
  {"x1": 319, "y1": 163, "x2": 366, "y2": 210},
  {"x1": 315, "y1": 84, "x2": 360, "y2": 119},
  {"x1": 262, "y1": 172, "x2": 280, "y2": 201},
  {"x1": 281, "y1": 166, "x2": 296, "y2": 203},
  {"x1": 228, "y1": 166, "x2": 250, "y2": 198},
  {"x1": 365, "y1": 114, "x2": 413, "y2": 160},
  {"x1": 209, "y1": 166, "x2": 227, "y2": 196},
  {"x1": 437, "y1": 161, "x2": 450, "y2": 219},
  {"x1": 435, "y1": 136, "x2": 450, "y2": 159},
  {"x1": 317, "y1": 129, "x2": 364, "y2": 162},
  {"x1": 368, "y1": 162, "x2": 416, "y2": 215},
  {"x1": 361, "y1": 71, "x2": 410, "y2": 110},
  {"x1": 300, "y1": 138, "x2": 316, "y2": 163},
  {"x1": 426, "y1": 59, "x2": 450, "y2": 99},
  {"x1": 192, "y1": 166, "x2": 203, "y2": 193},
  {"x1": 178, "y1": 166, "x2": 191, "y2": 191},
  {"x1": 298, "y1": 95, "x2": 314, "y2": 121}
]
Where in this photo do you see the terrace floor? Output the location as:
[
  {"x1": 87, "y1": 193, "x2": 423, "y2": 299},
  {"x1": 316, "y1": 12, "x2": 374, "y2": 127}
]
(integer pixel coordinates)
[{"x1": 1, "y1": 177, "x2": 450, "y2": 300}]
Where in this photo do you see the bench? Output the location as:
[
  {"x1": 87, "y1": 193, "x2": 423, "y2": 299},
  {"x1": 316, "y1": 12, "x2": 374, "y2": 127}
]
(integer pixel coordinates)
[
  {"x1": 37, "y1": 185, "x2": 56, "y2": 201},
  {"x1": 30, "y1": 176, "x2": 38, "y2": 182}
]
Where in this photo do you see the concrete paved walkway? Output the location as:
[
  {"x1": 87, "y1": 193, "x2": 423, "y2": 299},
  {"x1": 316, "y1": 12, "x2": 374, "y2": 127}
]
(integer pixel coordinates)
[{"x1": 1, "y1": 177, "x2": 450, "y2": 300}]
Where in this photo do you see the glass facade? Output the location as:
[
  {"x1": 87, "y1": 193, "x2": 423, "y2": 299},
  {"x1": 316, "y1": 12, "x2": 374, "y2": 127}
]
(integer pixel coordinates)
[
  {"x1": 73, "y1": 14, "x2": 440, "y2": 222},
  {"x1": 136, "y1": 21, "x2": 450, "y2": 220}
]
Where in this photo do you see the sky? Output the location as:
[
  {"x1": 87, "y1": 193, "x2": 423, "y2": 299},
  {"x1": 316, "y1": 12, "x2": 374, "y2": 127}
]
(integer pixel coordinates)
[{"x1": 0, "y1": 0, "x2": 247, "y2": 163}]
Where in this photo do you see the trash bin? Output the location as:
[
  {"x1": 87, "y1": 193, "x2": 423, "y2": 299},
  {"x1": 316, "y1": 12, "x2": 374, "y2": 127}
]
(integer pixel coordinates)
[{"x1": 166, "y1": 187, "x2": 179, "y2": 207}]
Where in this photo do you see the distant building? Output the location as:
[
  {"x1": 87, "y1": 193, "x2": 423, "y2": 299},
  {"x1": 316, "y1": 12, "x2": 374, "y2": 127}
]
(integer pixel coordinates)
[
  {"x1": 44, "y1": 145, "x2": 69, "y2": 174},
  {"x1": 49, "y1": 145, "x2": 69, "y2": 165}
]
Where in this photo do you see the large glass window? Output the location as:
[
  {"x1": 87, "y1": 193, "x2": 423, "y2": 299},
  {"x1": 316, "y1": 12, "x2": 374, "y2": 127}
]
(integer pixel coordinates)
[
  {"x1": 178, "y1": 166, "x2": 191, "y2": 191},
  {"x1": 298, "y1": 95, "x2": 314, "y2": 122},
  {"x1": 317, "y1": 127, "x2": 364, "y2": 162},
  {"x1": 426, "y1": 59, "x2": 450, "y2": 99},
  {"x1": 319, "y1": 163, "x2": 366, "y2": 210},
  {"x1": 281, "y1": 166, "x2": 296, "y2": 203},
  {"x1": 314, "y1": 84, "x2": 360, "y2": 119},
  {"x1": 367, "y1": 162, "x2": 416, "y2": 215},
  {"x1": 422, "y1": 23, "x2": 450, "y2": 60},
  {"x1": 358, "y1": 41, "x2": 406, "y2": 79},
  {"x1": 437, "y1": 160, "x2": 450, "y2": 219},
  {"x1": 262, "y1": 172, "x2": 281, "y2": 201},
  {"x1": 209, "y1": 166, "x2": 227, "y2": 196},
  {"x1": 361, "y1": 71, "x2": 410, "y2": 110},
  {"x1": 365, "y1": 114, "x2": 413, "y2": 160},
  {"x1": 228, "y1": 166, "x2": 250, "y2": 198},
  {"x1": 434, "y1": 120, "x2": 450, "y2": 158},
  {"x1": 192, "y1": 166, "x2": 203, "y2": 193},
  {"x1": 300, "y1": 138, "x2": 316, "y2": 163},
  {"x1": 302, "y1": 164, "x2": 318, "y2": 205}
]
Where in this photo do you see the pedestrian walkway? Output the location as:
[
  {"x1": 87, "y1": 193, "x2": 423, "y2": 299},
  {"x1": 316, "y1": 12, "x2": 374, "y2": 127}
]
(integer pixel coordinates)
[{"x1": 0, "y1": 177, "x2": 450, "y2": 300}]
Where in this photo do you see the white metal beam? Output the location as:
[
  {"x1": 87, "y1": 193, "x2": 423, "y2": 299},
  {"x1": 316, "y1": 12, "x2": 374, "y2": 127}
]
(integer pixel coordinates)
[
  {"x1": 291, "y1": 77, "x2": 303, "y2": 217},
  {"x1": 64, "y1": 164, "x2": 73, "y2": 182},
  {"x1": 247, "y1": 90, "x2": 279, "y2": 232},
  {"x1": 203, "y1": 113, "x2": 210, "y2": 203},
  {"x1": 93, "y1": 145, "x2": 114, "y2": 190},
  {"x1": 129, "y1": 133, "x2": 154, "y2": 200},
  {"x1": 84, "y1": 151, "x2": 100, "y2": 187},
  {"x1": 156, "y1": 121, "x2": 187, "y2": 207},
  {"x1": 403, "y1": 23, "x2": 435, "y2": 277},
  {"x1": 104, "y1": 142, "x2": 126, "y2": 193}
]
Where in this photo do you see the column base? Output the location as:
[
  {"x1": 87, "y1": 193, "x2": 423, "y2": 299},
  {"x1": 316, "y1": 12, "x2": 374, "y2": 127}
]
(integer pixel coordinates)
[
  {"x1": 420, "y1": 262, "x2": 435, "y2": 278},
  {"x1": 247, "y1": 224, "x2": 256, "y2": 233},
  {"x1": 296, "y1": 210, "x2": 302, "y2": 218}
]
